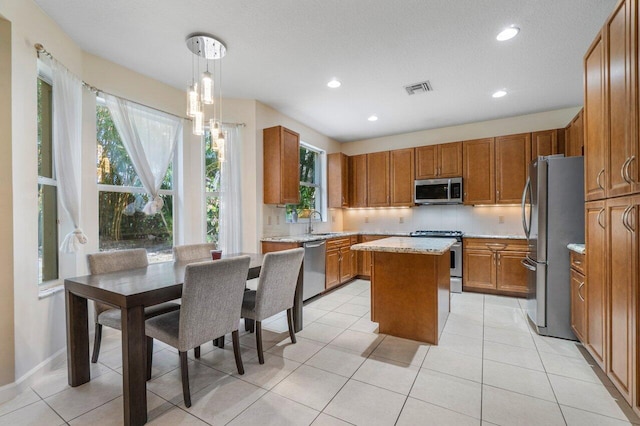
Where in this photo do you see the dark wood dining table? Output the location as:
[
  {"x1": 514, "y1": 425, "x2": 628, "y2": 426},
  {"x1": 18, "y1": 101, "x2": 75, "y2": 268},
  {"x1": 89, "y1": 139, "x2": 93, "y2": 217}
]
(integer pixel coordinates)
[{"x1": 64, "y1": 252, "x2": 303, "y2": 426}]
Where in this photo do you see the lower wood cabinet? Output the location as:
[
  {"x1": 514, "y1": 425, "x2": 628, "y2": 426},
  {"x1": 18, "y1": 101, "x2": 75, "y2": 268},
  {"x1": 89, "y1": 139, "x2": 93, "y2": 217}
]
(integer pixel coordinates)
[
  {"x1": 570, "y1": 253, "x2": 586, "y2": 343},
  {"x1": 463, "y1": 238, "x2": 528, "y2": 296},
  {"x1": 581, "y1": 196, "x2": 639, "y2": 405},
  {"x1": 326, "y1": 236, "x2": 358, "y2": 290}
]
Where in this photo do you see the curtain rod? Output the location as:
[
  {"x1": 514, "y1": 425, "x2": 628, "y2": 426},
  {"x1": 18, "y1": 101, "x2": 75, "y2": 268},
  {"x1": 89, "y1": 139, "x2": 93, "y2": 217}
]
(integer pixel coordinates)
[{"x1": 34, "y1": 43, "x2": 246, "y2": 127}]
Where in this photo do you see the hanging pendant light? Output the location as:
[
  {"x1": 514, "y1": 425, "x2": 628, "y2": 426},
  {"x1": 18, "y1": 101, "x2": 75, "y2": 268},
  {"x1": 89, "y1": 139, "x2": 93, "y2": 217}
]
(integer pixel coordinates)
[
  {"x1": 201, "y1": 68, "x2": 214, "y2": 105},
  {"x1": 186, "y1": 34, "x2": 226, "y2": 136}
]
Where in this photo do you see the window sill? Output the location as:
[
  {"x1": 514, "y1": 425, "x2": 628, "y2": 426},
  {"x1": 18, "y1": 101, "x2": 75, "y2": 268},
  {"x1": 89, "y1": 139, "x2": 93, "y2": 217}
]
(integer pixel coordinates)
[{"x1": 38, "y1": 283, "x2": 64, "y2": 300}]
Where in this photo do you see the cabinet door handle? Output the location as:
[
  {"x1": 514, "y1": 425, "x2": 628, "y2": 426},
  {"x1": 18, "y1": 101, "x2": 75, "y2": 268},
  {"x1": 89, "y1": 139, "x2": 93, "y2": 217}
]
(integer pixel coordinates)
[
  {"x1": 493, "y1": 253, "x2": 496, "y2": 266},
  {"x1": 578, "y1": 282, "x2": 585, "y2": 302},
  {"x1": 623, "y1": 205, "x2": 635, "y2": 232},
  {"x1": 597, "y1": 208, "x2": 605, "y2": 229},
  {"x1": 622, "y1": 157, "x2": 632, "y2": 184},
  {"x1": 625, "y1": 156, "x2": 636, "y2": 184},
  {"x1": 497, "y1": 253, "x2": 501, "y2": 266},
  {"x1": 596, "y1": 168, "x2": 605, "y2": 190}
]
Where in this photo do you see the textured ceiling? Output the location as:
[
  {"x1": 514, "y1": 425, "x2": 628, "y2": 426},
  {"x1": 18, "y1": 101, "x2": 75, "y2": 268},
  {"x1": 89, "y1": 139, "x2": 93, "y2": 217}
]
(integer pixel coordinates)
[{"x1": 33, "y1": 0, "x2": 616, "y2": 142}]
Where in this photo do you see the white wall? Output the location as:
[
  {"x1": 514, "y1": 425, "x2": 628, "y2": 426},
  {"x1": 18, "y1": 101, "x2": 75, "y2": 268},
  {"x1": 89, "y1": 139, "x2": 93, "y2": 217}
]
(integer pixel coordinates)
[
  {"x1": 1, "y1": 0, "x2": 84, "y2": 383},
  {"x1": 341, "y1": 107, "x2": 581, "y2": 155}
]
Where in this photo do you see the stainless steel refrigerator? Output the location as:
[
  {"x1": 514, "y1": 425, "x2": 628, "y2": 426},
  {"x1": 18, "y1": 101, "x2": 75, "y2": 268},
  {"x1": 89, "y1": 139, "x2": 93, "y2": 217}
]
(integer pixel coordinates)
[{"x1": 521, "y1": 155, "x2": 584, "y2": 340}]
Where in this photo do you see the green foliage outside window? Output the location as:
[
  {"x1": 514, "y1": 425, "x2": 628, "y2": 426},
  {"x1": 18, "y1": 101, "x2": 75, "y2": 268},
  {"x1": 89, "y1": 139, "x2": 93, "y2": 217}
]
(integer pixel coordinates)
[
  {"x1": 286, "y1": 145, "x2": 321, "y2": 222},
  {"x1": 205, "y1": 131, "x2": 220, "y2": 244}
]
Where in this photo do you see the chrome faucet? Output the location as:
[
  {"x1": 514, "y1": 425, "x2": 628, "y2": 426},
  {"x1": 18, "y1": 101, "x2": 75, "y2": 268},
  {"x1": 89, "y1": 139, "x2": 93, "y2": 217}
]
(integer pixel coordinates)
[{"x1": 307, "y1": 210, "x2": 323, "y2": 234}]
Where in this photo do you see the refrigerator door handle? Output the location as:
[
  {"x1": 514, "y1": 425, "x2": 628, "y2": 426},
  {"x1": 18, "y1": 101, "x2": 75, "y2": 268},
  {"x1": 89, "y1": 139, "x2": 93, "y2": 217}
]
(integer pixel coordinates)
[
  {"x1": 521, "y1": 176, "x2": 532, "y2": 239},
  {"x1": 520, "y1": 257, "x2": 537, "y2": 271}
]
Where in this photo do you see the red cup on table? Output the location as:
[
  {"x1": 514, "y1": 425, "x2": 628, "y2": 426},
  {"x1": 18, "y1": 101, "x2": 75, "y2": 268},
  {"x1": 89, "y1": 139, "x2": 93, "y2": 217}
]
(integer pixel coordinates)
[{"x1": 210, "y1": 250, "x2": 222, "y2": 260}]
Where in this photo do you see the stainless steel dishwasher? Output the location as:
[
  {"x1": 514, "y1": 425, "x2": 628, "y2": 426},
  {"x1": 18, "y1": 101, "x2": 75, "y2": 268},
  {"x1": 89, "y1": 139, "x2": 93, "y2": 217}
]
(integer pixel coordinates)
[{"x1": 303, "y1": 240, "x2": 326, "y2": 301}]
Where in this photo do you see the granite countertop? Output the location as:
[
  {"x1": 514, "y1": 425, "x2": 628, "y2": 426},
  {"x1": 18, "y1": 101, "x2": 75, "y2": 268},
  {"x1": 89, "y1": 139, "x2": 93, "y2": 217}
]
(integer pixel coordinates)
[
  {"x1": 463, "y1": 233, "x2": 527, "y2": 240},
  {"x1": 261, "y1": 231, "x2": 409, "y2": 243},
  {"x1": 351, "y1": 237, "x2": 456, "y2": 255},
  {"x1": 567, "y1": 243, "x2": 586, "y2": 255}
]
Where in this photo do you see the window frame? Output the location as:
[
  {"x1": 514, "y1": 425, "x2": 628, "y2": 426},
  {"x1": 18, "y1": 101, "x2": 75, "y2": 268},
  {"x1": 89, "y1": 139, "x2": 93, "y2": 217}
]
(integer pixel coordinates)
[
  {"x1": 95, "y1": 97, "x2": 179, "y2": 261},
  {"x1": 37, "y1": 69, "x2": 61, "y2": 287},
  {"x1": 286, "y1": 142, "x2": 327, "y2": 223}
]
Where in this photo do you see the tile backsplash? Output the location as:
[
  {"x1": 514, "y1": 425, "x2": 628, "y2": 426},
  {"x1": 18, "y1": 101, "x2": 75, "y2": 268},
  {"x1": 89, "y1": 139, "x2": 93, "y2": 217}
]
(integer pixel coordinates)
[
  {"x1": 342, "y1": 205, "x2": 524, "y2": 236},
  {"x1": 262, "y1": 204, "x2": 524, "y2": 237}
]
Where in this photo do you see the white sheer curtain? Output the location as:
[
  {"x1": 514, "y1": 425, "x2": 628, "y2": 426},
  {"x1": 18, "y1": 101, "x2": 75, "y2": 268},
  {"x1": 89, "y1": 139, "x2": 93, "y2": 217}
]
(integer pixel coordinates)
[
  {"x1": 104, "y1": 94, "x2": 182, "y2": 215},
  {"x1": 50, "y1": 59, "x2": 87, "y2": 253},
  {"x1": 218, "y1": 125, "x2": 243, "y2": 253}
]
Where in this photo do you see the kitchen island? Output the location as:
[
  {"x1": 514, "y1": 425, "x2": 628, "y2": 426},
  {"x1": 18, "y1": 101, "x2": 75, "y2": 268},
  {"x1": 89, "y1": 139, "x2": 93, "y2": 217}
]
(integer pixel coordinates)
[{"x1": 351, "y1": 237, "x2": 455, "y2": 344}]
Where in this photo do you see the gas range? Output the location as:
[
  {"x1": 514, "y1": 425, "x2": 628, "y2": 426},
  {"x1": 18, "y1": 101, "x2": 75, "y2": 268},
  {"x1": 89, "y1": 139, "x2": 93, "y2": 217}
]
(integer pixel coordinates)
[
  {"x1": 409, "y1": 230, "x2": 463, "y2": 242},
  {"x1": 410, "y1": 230, "x2": 463, "y2": 293}
]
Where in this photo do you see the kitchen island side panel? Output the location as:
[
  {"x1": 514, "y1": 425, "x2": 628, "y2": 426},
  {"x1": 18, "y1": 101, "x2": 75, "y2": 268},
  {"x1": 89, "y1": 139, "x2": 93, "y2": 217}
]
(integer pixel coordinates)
[{"x1": 371, "y1": 251, "x2": 450, "y2": 344}]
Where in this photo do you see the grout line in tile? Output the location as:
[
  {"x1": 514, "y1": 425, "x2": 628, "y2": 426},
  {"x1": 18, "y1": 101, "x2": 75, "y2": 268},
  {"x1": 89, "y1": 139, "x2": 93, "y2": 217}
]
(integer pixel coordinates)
[
  {"x1": 0, "y1": 398, "x2": 44, "y2": 421},
  {"x1": 63, "y1": 394, "x2": 122, "y2": 423}
]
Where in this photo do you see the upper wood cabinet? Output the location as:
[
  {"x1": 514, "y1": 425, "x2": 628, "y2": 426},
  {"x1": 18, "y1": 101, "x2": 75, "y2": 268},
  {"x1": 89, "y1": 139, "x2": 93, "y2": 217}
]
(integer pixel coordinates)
[
  {"x1": 328, "y1": 153, "x2": 349, "y2": 208},
  {"x1": 584, "y1": 33, "x2": 607, "y2": 201},
  {"x1": 263, "y1": 126, "x2": 300, "y2": 205},
  {"x1": 495, "y1": 133, "x2": 531, "y2": 204},
  {"x1": 463, "y1": 138, "x2": 495, "y2": 205},
  {"x1": 415, "y1": 142, "x2": 462, "y2": 179},
  {"x1": 349, "y1": 154, "x2": 368, "y2": 207},
  {"x1": 605, "y1": 0, "x2": 637, "y2": 198},
  {"x1": 390, "y1": 148, "x2": 415, "y2": 206},
  {"x1": 367, "y1": 151, "x2": 390, "y2": 207},
  {"x1": 565, "y1": 109, "x2": 584, "y2": 157},
  {"x1": 531, "y1": 129, "x2": 561, "y2": 159}
]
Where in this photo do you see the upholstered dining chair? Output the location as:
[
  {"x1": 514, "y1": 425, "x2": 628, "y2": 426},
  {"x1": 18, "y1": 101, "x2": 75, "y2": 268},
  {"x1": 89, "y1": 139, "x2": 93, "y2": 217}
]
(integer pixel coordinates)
[
  {"x1": 241, "y1": 248, "x2": 304, "y2": 364},
  {"x1": 174, "y1": 242, "x2": 227, "y2": 349},
  {"x1": 87, "y1": 249, "x2": 181, "y2": 365},
  {"x1": 145, "y1": 256, "x2": 250, "y2": 407},
  {"x1": 173, "y1": 243, "x2": 218, "y2": 262}
]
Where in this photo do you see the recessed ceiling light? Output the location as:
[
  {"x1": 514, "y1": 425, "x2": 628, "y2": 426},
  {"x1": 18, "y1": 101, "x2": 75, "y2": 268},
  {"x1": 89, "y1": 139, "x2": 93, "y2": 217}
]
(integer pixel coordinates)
[
  {"x1": 497, "y1": 26, "x2": 520, "y2": 41},
  {"x1": 368, "y1": 115, "x2": 378, "y2": 122},
  {"x1": 327, "y1": 79, "x2": 341, "y2": 88},
  {"x1": 492, "y1": 90, "x2": 507, "y2": 98}
]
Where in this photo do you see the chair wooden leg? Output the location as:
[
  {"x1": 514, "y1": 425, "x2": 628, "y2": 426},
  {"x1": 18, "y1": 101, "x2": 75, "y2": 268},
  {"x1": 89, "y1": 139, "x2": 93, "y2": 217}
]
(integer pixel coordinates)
[
  {"x1": 146, "y1": 337, "x2": 153, "y2": 381},
  {"x1": 91, "y1": 323, "x2": 102, "y2": 363},
  {"x1": 194, "y1": 346, "x2": 201, "y2": 359},
  {"x1": 287, "y1": 308, "x2": 297, "y2": 344},
  {"x1": 232, "y1": 330, "x2": 244, "y2": 375},
  {"x1": 179, "y1": 351, "x2": 191, "y2": 408},
  {"x1": 245, "y1": 318, "x2": 255, "y2": 333},
  {"x1": 218, "y1": 337, "x2": 225, "y2": 349},
  {"x1": 256, "y1": 321, "x2": 264, "y2": 364}
]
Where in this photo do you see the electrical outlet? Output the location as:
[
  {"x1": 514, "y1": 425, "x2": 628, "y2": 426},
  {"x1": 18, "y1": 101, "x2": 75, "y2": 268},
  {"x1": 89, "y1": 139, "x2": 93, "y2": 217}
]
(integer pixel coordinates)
[
  {"x1": 267, "y1": 216, "x2": 272, "y2": 226},
  {"x1": 332, "y1": 215, "x2": 336, "y2": 223},
  {"x1": 498, "y1": 215, "x2": 505, "y2": 224},
  {"x1": 399, "y1": 216, "x2": 404, "y2": 224},
  {"x1": 364, "y1": 216, "x2": 369, "y2": 223},
  {"x1": 276, "y1": 216, "x2": 280, "y2": 225}
]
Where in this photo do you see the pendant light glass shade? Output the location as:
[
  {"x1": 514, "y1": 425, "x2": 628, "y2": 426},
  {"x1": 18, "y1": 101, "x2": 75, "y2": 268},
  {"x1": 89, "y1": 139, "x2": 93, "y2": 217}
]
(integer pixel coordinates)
[
  {"x1": 187, "y1": 83, "x2": 200, "y2": 117},
  {"x1": 201, "y1": 70, "x2": 214, "y2": 104},
  {"x1": 193, "y1": 111, "x2": 204, "y2": 135}
]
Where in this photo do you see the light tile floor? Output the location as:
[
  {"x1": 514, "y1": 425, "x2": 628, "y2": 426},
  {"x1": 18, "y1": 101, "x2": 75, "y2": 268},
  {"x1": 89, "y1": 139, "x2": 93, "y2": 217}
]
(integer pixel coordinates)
[{"x1": 2, "y1": 279, "x2": 640, "y2": 425}]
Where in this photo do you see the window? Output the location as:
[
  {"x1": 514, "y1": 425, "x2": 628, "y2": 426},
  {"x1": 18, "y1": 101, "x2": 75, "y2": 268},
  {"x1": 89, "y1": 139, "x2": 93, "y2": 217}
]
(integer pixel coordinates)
[
  {"x1": 37, "y1": 77, "x2": 59, "y2": 284},
  {"x1": 204, "y1": 131, "x2": 220, "y2": 243},
  {"x1": 286, "y1": 143, "x2": 325, "y2": 222},
  {"x1": 96, "y1": 101, "x2": 175, "y2": 263}
]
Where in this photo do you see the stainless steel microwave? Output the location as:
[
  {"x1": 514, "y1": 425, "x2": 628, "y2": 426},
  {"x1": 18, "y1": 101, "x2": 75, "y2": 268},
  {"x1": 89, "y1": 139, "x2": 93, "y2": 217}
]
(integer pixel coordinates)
[{"x1": 414, "y1": 177, "x2": 463, "y2": 204}]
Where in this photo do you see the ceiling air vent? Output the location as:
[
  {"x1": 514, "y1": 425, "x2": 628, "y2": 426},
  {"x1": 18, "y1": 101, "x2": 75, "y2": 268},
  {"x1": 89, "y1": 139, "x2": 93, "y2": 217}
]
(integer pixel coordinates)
[{"x1": 405, "y1": 80, "x2": 433, "y2": 95}]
